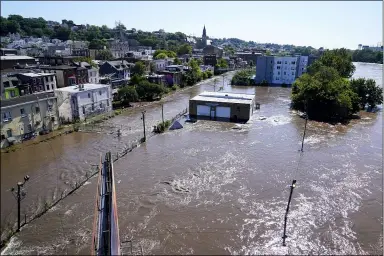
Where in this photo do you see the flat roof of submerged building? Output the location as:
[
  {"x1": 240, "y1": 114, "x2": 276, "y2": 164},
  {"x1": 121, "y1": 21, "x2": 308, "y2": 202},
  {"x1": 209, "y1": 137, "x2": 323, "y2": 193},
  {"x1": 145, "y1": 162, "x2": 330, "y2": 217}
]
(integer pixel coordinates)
[{"x1": 190, "y1": 91, "x2": 255, "y2": 105}]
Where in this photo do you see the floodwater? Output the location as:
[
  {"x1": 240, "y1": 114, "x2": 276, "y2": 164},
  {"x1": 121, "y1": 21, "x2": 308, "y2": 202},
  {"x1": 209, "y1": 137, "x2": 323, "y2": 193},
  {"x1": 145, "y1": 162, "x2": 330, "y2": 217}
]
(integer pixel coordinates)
[{"x1": 1, "y1": 63, "x2": 382, "y2": 255}]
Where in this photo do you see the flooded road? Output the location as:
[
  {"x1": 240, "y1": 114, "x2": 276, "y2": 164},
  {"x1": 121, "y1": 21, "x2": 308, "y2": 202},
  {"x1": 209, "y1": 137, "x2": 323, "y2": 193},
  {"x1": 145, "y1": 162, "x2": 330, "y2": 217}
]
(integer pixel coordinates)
[{"x1": 1, "y1": 63, "x2": 382, "y2": 255}]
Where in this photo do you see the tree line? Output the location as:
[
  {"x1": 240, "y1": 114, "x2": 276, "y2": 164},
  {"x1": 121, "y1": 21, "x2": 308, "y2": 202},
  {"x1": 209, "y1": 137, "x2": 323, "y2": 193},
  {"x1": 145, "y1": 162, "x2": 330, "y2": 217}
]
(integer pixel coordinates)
[
  {"x1": 291, "y1": 48, "x2": 383, "y2": 123},
  {"x1": 0, "y1": 14, "x2": 190, "y2": 52},
  {"x1": 116, "y1": 59, "x2": 214, "y2": 107}
]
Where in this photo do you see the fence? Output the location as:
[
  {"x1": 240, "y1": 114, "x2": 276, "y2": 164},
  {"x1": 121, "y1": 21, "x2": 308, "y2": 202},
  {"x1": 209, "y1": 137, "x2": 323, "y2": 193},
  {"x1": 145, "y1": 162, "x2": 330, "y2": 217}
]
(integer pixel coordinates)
[{"x1": 0, "y1": 107, "x2": 188, "y2": 250}]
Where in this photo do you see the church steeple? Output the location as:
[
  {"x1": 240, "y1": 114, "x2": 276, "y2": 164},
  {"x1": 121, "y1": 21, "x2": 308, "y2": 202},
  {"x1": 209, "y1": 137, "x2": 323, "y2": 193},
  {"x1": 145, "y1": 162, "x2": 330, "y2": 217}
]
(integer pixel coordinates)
[{"x1": 202, "y1": 25, "x2": 206, "y2": 37}]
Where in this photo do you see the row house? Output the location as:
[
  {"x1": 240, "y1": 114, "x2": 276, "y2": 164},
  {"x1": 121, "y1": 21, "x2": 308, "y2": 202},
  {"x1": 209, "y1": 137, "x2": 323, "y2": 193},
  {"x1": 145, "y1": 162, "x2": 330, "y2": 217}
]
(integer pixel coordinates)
[
  {"x1": 99, "y1": 60, "x2": 132, "y2": 88},
  {"x1": 72, "y1": 61, "x2": 100, "y2": 84},
  {"x1": 0, "y1": 55, "x2": 37, "y2": 70},
  {"x1": 55, "y1": 83, "x2": 112, "y2": 123},
  {"x1": 40, "y1": 65, "x2": 88, "y2": 88},
  {"x1": 109, "y1": 41, "x2": 130, "y2": 59},
  {"x1": 1, "y1": 91, "x2": 59, "y2": 146},
  {"x1": 15, "y1": 72, "x2": 57, "y2": 96}
]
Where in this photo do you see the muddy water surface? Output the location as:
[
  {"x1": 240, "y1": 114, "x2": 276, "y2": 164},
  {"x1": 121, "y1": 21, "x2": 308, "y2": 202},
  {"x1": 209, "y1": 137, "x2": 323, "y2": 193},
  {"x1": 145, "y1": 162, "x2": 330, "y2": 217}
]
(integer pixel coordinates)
[{"x1": 1, "y1": 64, "x2": 382, "y2": 255}]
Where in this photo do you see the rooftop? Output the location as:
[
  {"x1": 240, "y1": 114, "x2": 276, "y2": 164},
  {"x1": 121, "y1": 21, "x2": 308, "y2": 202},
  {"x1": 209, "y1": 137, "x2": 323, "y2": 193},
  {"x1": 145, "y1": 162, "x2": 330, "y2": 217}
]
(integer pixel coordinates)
[
  {"x1": 1, "y1": 55, "x2": 35, "y2": 60},
  {"x1": 1, "y1": 92, "x2": 56, "y2": 108},
  {"x1": 40, "y1": 65, "x2": 76, "y2": 70},
  {"x1": 190, "y1": 91, "x2": 255, "y2": 105},
  {"x1": 18, "y1": 72, "x2": 55, "y2": 77},
  {"x1": 55, "y1": 83, "x2": 110, "y2": 93}
]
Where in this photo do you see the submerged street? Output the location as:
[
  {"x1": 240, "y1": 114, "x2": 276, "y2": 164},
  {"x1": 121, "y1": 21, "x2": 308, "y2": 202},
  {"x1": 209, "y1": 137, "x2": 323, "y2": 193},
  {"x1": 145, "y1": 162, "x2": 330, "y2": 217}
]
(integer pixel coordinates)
[{"x1": 1, "y1": 63, "x2": 382, "y2": 255}]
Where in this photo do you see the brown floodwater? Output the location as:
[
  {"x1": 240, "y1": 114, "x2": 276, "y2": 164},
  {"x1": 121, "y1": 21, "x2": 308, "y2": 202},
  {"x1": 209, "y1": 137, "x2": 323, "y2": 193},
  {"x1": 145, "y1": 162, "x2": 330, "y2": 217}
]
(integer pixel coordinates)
[{"x1": 1, "y1": 63, "x2": 382, "y2": 255}]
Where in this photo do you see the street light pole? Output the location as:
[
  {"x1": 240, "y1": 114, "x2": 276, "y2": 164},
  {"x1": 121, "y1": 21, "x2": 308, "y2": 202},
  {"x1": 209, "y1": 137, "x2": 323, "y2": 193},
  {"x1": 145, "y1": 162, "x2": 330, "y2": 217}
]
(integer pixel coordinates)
[{"x1": 11, "y1": 175, "x2": 30, "y2": 231}]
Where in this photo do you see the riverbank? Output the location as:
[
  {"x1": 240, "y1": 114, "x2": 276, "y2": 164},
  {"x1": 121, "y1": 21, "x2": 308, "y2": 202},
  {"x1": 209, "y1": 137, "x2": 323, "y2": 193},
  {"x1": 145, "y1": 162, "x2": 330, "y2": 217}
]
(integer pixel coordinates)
[{"x1": 0, "y1": 72, "x2": 232, "y2": 154}]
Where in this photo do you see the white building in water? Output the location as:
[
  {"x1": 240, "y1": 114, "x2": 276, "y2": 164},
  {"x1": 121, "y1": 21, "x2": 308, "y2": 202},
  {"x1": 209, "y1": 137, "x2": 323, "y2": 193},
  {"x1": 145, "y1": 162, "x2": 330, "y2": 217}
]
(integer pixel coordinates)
[{"x1": 55, "y1": 83, "x2": 112, "y2": 123}]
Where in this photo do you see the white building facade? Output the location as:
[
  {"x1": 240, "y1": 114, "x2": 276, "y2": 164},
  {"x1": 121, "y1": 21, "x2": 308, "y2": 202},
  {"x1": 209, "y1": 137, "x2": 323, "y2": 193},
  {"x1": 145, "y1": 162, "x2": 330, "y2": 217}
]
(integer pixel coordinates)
[
  {"x1": 88, "y1": 68, "x2": 100, "y2": 84},
  {"x1": 272, "y1": 57, "x2": 298, "y2": 85},
  {"x1": 55, "y1": 83, "x2": 112, "y2": 123}
]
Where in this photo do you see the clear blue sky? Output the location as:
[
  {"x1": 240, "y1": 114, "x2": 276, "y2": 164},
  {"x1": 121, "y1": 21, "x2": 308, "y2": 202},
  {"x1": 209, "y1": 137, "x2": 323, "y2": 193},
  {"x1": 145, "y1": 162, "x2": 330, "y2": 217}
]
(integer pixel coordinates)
[{"x1": 1, "y1": 1, "x2": 382, "y2": 49}]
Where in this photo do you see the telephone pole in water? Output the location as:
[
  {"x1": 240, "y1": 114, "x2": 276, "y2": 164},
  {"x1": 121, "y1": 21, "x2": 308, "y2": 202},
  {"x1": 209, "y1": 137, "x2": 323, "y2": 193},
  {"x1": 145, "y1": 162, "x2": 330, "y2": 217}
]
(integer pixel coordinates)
[
  {"x1": 161, "y1": 104, "x2": 164, "y2": 124},
  {"x1": 282, "y1": 179, "x2": 296, "y2": 246},
  {"x1": 141, "y1": 111, "x2": 146, "y2": 141},
  {"x1": 11, "y1": 175, "x2": 30, "y2": 231}
]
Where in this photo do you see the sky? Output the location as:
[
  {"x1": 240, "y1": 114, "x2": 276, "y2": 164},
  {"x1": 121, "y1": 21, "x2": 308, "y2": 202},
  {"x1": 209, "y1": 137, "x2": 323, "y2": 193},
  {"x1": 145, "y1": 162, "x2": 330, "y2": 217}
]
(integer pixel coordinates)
[{"x1": 1, "y1": 1, "x2": 382, "y2": 50}]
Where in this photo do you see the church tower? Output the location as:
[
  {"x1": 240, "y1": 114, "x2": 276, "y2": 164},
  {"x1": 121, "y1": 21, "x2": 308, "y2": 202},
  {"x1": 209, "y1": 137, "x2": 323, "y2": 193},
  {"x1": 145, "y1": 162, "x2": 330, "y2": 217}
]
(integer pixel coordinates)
[{"x1": 202, "y1": 25, "x2": 207, "y2": 47}]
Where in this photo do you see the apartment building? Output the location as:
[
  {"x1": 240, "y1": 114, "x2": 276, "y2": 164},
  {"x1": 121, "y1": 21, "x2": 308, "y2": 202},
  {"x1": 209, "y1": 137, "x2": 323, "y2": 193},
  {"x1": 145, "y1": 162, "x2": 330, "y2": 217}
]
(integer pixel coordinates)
[
  {"x1": 255, "y1": 56, "x2": 310, "y2": 85},
  {"x1": 1, "y1": 92, "x2": 59, "y2": 143},
  {"x1": 55, "y1": 83, "x2": 112, "y2": 123}
]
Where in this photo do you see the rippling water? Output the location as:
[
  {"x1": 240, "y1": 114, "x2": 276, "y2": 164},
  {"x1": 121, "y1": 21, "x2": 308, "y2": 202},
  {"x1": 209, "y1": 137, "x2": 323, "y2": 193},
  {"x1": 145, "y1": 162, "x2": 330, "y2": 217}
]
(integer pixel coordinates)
[{"x1": 1, "y1": 64, "x2": 382, "y2": 255}]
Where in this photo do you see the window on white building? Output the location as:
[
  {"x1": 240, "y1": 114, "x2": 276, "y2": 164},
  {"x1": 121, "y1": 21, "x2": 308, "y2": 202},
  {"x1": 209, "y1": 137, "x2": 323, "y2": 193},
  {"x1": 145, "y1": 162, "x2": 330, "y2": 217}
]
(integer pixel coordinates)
[
  {"x1": 292, "y1": 72, "x2": 295, "y2": 75},
  {"x1": 92, "y1": 104, "x2": 95, "y2": 111},
  {"x1": 99, "y1": 91, "x2": 102, "y2": 96},
  {"x1": 107, "y1": 101, "x2": 110, "y2": 107},
  {"x1": 277, "y1": 66, "x2": 281, "y2": 70},
  {"x1": 50, "y1": 76, "x2": 53, "y2": 82},
  {"x1": 285, "y1": 61, "x2": 287, "y2": 64},
  {"x1": 35, "y1": 106, "x2": 40, "y2": 113},
  {"x1": 284, "y1": 72, "x2": 286, "y2": 75},
  {"x1": 291, "y1": 61, "x2": 296, "y2": 64},
  {"x1": 20, "y1": 108, "x2": 26, "y2": 117},
  {"x1": 82, "y1": 106, "x2": 85, "y2": 114},
  {"x1": 45, "y1": 76, "x2": 48, "y2": 82},
  {"x1": 47, "y1": 84, "x2": 50, "y2": 90},
  {"x1": 100, "y1": 102, "x2": 103, "y2": 109},
  {"x1": 6, "y1": 129, "x2": 12, "y2": 137},
  {"x1": 278, "y1": 72, "x2": 280, "y2": 75},
  {"x1": 88, "y1": 93, "x2": 91, "y2": 98}
]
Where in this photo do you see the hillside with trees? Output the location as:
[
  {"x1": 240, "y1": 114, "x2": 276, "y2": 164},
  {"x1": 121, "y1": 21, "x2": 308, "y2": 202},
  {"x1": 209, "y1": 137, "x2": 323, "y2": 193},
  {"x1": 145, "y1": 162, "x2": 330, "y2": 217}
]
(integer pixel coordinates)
[
  {"x1": 291, "y1": 48, "x2": 383, "y2": 123},
  {"x1": 0, "y1": 15, "x2": 190, "y2": 53}
]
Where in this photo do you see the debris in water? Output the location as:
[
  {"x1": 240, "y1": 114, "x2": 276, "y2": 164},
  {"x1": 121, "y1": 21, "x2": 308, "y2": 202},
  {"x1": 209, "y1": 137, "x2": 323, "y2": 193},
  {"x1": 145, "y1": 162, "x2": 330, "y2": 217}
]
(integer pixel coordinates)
[
  {"x1": 259, "y1": 116, "x2": 267, "y2": 120},
  {"x1": 232, "y1": 124, "x2": 242, "y2": 130},
  {"x1": 169, "y1": 120, "x2": 183, "y2": 130}
]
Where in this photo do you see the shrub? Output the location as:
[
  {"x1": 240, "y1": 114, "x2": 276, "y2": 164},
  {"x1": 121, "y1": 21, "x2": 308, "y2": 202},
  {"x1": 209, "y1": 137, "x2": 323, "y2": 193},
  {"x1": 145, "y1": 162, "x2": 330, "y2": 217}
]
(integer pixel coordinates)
[{"x1": 171, "y1": 84, "x2": 180, "y2": 91}]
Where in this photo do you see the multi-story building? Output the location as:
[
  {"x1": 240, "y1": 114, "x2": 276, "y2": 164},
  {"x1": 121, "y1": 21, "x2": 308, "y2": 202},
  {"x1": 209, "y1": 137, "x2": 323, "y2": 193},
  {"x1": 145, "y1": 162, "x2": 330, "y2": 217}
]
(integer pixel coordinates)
[
  {"x1": 72, "y1": 61, "x2": 100, "y2": 84},
  {"x1": 152, "y1": 59, "x2": 168, "y2": 72},
  {"x1": 55, "y1": 83, "x2": 112, "y2": 123},
  {"x1": 255, "y1": 56, "x2": 310, "y2": 85},
  {"x1": 0, "y1": 56, "x2": 37, "y2": 70},
  {"x1": 99, "y1": 60, "x2": 131, "y2": 88},
  {"x1": 15, "y1": 72, "x2": 57, "y2": 96},
  {"x1": 1, "y1": 91, "x2": 59, "y2": 144},
  {"x1": 40, "y1": 65, "x2": 88, "y2": 88}
]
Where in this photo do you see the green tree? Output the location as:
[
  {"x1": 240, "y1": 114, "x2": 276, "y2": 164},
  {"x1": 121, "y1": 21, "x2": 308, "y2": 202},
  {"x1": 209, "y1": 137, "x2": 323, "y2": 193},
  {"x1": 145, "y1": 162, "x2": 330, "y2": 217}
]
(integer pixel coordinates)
[
  {"x1": 350, "y1": 78, "x2": 383, "y2": 110},
  {"x1": 135, "y1": 81, "x2": 165, "y2": 101},
  {"x1": 131, "y1": 61, "x2": 146, "y2": 76},
  {"x1": 118, "y1": 86, "x2": 139, "y2": 106},
  {"x1": 177, "y1": 43, "x2": 192, "y2": 56},
  {"x1": 53, "y1": 26, "x2": 71, "y2": 41},
  {"x1": 96, "y1": 49, "x2": 113, "y2": 60},
  {"x1": 155, "y1": 52, "x2": 168, "y2": 59},
  {"x1": 308, "y1": 48, "x2": 355, "y2": 78},
  {"x1": 6, "y1": 20, "x2": 20, "y2": 34},
  {"x1": 173, "y1": 58, "x2": 182, "y2": 65},
  {"x1": 217, "y1": 58, "x2": 228, "y2": 68},
  {"x1": 291, "y1": 66, "x2": 360, "y2": 122}
]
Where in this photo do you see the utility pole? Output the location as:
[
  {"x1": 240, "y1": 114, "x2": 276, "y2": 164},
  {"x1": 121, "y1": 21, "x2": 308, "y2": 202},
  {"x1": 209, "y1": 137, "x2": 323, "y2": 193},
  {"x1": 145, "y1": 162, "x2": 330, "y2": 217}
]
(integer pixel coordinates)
[
  {"x1": 301, "y1": 101, "x2": 309, "y2": 152},
  {"x1": 282, "y1": 179, "x2": 296, "y2": 246},
  {"x1": 161, "y1": 104, "x2": 164, "y2": 124},
  {"x1": 11, "y1": 175, "x2": 30, "y2": 231},
  {"x1": 141, "y1": 111, "x2": 146, "y2": 142}
]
